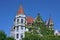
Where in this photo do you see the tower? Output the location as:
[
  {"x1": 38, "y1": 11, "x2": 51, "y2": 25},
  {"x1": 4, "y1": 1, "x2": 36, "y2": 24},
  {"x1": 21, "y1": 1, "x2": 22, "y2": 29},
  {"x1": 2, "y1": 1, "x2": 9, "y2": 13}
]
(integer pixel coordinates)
[
  {"x1": 10, "y1": 4, "x2": 26, "y2": 40},
  {"x1": 48, "y1": 16, "x2": 54, "y2": 30},
  {"x1": 45, "y1": 16, "x2": 54, "y2": 30}
]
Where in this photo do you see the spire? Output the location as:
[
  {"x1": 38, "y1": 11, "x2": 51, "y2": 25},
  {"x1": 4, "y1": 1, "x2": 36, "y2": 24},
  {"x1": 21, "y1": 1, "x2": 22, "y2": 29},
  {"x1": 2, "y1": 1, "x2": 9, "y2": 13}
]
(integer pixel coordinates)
[
  {"x1": 17, "y1": 4, "x2": 24, "y2": 15},
  {"x1": 48, "y1": 16, "x2": 53, "y2": 25}
]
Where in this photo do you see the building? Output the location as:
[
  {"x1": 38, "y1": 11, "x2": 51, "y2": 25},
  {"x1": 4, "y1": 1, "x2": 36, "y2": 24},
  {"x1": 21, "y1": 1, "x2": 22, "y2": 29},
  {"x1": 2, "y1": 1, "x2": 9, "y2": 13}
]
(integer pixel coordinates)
[
  {"x1": 10, "y1": 4, "x2": 54, "y2": 40},
  {"x1": 54, "y1": 30, "x2": 60, "y2": 36},
  {"x1": 10, "y1": 4, "x2": 34, "y2": 40}
]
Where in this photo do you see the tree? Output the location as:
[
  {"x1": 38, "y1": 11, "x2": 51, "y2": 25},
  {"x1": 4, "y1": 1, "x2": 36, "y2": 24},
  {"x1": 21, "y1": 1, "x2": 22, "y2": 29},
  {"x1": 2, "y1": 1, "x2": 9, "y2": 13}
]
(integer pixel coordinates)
[
  {"x1": 34, "y1": 13, "x2": 44, "y2": 26},
  {"x1": 6, "y1": 37, "x2": 14, "y2": 40},
  {"x1": 0, "y1": 30, "x2": 14, "y2": 40},
  {"x1": 0, "y1": 30, "x2": 6, "y2": 40},
  {"x1": 43, "y1": 35, "x2": 60, "y2": 40},
  {"x1": 23, "y1": 13, "x2": 60, "y2": 40},
  {"x1": 23, "y1": 32, "x2": 60, "y2": 40},
  {"x1": 33, "y1": 13, "x2": 48, "y2": 35},
  {"x1": 22, "y1": 32, "x2": 42, "y2": 40}
]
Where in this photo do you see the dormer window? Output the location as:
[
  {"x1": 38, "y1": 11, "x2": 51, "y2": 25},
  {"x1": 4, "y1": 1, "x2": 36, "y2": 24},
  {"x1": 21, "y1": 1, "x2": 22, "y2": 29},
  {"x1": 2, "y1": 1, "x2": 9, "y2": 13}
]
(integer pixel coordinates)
[{"x1": 21, "y1": 19, "x2": 23, "y2": 23}]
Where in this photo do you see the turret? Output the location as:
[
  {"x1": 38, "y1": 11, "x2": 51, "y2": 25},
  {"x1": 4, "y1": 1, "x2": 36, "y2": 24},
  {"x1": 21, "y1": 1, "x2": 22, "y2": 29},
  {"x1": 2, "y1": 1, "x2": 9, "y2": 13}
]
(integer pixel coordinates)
[{"x1": 11, "y1": 4, "x2": 26, "y2": 40}]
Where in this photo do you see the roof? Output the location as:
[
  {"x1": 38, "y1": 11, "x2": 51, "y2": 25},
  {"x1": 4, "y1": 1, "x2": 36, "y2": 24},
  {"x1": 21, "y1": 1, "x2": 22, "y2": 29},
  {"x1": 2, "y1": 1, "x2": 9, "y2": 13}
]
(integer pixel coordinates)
[
  {"x1": 17, "y1": 4, "x2": 24, "y2": 15},
  {"x1": 27, "y1": 16, "x2": 34, "y2": 24}
]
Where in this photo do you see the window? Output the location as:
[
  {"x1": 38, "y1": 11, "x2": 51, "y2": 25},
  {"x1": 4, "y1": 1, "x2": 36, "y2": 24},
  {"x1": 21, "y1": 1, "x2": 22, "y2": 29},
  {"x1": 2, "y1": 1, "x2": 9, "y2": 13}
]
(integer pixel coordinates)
[
  {"x1": 16, "y1": 34, "x2": 19, "y2": 38},
  {"x1": 14, "y1": 27, "x2": 15, "y2": 30},
  {"x1": 16, "y1": 26, "x2": 19, "y2": 31},
  {"x1": 21, "y1": 34, "x2": 23, "y2": 38},
  {"x1": 21, "y1": 19, "x2": 23, "y2": 23},
  {"x1": 17, "y1": 19, "x2": 19, "y2": 24},
  {"x1": 21, "y1": 26, "x2": 23, "y2": 30}
]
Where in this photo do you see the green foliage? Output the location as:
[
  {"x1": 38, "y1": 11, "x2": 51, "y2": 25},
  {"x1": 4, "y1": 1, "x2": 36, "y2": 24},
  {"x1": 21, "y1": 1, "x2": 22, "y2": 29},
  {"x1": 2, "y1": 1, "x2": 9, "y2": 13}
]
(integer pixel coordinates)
[
  {"x1": 6, "y1": 37, "x2": 14, "y2": 40},
  {"x1": 23, "y1": 32, "x2": 60, "y2": 40},
  {"x1": 43, "y1": 35, "x2": 60, "y2": 40},
  {"x1": 0, "y1": 30, "x2": 6, "y2": 40},
  {"x1": 34, "y1": 13, "x2": 44, "y2": 26},
  {"x1": 0, "y1": 30, "x2": 14, "y2": 40},
  {"x1": 23, "y1": 32, "x2": 42, "y2": 40},
  {"x1": 32, "y1": 13, "x2": 54, "y2": 35},
  {"x1": 33, "y1": 13, "x2": 48, "y2": 35}
]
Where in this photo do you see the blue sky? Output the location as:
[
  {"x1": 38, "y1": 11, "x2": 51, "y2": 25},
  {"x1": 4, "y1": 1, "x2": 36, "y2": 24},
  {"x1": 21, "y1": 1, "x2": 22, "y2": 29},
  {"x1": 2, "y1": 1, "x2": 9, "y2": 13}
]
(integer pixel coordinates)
[{"x1": 0, "y1": 0, "x2": 60, "y2": 36}]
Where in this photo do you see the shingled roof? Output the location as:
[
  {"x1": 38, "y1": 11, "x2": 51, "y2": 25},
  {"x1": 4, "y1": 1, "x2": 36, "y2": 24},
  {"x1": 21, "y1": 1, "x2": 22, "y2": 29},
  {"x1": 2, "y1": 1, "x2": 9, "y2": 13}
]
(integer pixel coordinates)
[{"x1": 27, "y1": 16, "x2": 34, "y2": 24}]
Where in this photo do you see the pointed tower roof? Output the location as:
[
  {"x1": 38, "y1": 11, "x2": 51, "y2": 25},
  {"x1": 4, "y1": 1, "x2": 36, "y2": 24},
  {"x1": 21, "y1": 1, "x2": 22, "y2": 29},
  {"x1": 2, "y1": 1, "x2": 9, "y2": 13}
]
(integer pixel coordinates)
[
  {"x1": 48, "y1": 16, "x2": 53, "y2": 25},
  {"x1": 17, "y1": 4, "x2": 24, "y2": 15}
]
